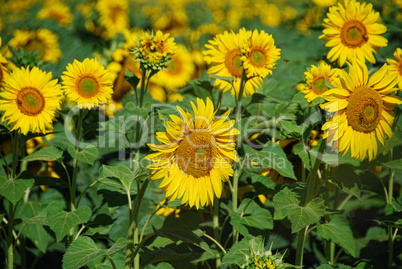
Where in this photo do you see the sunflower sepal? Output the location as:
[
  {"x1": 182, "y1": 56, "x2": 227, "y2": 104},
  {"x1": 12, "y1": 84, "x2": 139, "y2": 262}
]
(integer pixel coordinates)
[{"x1": 9, "y1": 47, "x2": 44, "y2": 69}]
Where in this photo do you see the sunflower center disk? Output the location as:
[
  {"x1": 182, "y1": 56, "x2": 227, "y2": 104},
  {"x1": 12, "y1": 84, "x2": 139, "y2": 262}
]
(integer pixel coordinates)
[
  {"x1": 341, "y1": 20, "x2": 367, "y2": 48},
  {"x1": 225, "y1": 49, "x2": 243, "y2": 77},
  {"x1": 25, "y1": 38, "x2": 45, "y2": 58},
  {"x1": 250, "y1": 49, "x2": 266, "y2": 67},
  {"x1": 398, "y1": 63, "x2": 402, "y2": 76},
  {"x1": 346, "y1": 87, "x2": 383, "y2": 133},
  {"x1": 16, "y1": 87, "x2": 45, "y2": 116},
  {"x1": 175, "y1": 131, "x2": 217, "y2": 178},
  {"x1": 77, "y1": 76, "x2": 99, "y2": 98},
  {"x1": 110, "y1": 5, "x2": 123, "y2": 24},
  {"x1": 313, "y1": 77, "x2": 328, "y2": 94}
]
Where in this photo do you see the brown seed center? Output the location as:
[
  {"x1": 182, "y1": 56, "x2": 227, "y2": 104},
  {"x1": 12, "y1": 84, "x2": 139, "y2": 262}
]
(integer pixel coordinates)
[
  {"x1": 16, "y1": 87, "x2": 45, "y2": 116},
  {"x1": 346, "y1": 86, "x2": 382, "y2": 133},
  {"x1": 175, "y1": 130, "x2": 217, "y2": 178}
]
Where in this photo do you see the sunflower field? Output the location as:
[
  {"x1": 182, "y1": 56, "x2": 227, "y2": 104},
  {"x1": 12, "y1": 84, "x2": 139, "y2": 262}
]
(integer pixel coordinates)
[{"x1": 0, "y1": 0, "x2": 402, "y2": 268}]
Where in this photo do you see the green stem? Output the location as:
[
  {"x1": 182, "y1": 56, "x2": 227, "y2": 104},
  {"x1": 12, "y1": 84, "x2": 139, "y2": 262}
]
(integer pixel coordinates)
[
  {"x1": 11, "y1": 132, "x2": 19, "y2": 179},
  {"x1": 68, "y1": 109, "x2": 84, "y2": 245},
  {"x1": 388, "y1": 148, "x2": 395, "y2": 268},
  {"x1": 106, "y1": 255, "x2": 117, "y2": 269},
  {"x1": 295, "y1": 226, "x2": 308, "y2": 266},
  {"x1": 125, "y1": 178, "x2": 150, "y2": 269},
  {"x1": 71, "y1": 109, "x2": 84, "y2": 211},
  {"x1": 7, "y1": 202, "x2": 14, "y2": 269},
  {"x1": 203, "y1": 233, "x2": 227, "y2": 254},
  {"x1": 232, "y1": 169, "x2": 240, "y2": 244},
  {"x1": 7, "y1": 132, "x2": 20, "y2": 269},
  {"x1": 212, "y1": 197, "x2": 221, "y2": 268},
  {"x1": 296, "y1": 140, "x2": 325, "y2": 267}
]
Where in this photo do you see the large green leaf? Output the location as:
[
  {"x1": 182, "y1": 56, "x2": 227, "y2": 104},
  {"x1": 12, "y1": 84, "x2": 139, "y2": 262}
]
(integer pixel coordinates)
[
  {"x1": 222, "y1": 235, "x2": 263, "y2": 267},
  {"x1": 16, "y1": 202, "x2": 51, "y2": 252},
  {"x1": 375, "y1": 212, "x2": 402, "y2": 229},
  {"x1": 98, "y1": 165, "x2": 135, "y2": 192},
  {"x1": 244, "y1": 141, "x2": 296, "y2": 179},
  {"x1": 62, "y1": 236, "x2": 127, "y2": 269},
  {"x1": 47, "y1": 203, "x2": 92, "y2": 242},
  {"x1": 250, "y1": 174, "x2": 276, "y2": 195},
  {"x1": 0, "y1": 172, "x2": 35, "y2": 205},
  {"x1": 273, "y1": 187, "x2": 325, "y2": 233},
  {"x1": 229, "y1": 199, "x2": 273, "y2": 238},
  {"x1": 382, "y1": 159, "x2": 402, "y2": 172},
  {"x1": 317, "y1": 215, "x2": 356, "y2": 257},
  {"x1": 67, "y1": 145, "x2": 98, "y2": 165},
  {"x1": 154, "y1": 212, "x2": 202, "y2": 245},
  {"x1": 22, "y1": 146, "x2": 63, "y2": 162}
]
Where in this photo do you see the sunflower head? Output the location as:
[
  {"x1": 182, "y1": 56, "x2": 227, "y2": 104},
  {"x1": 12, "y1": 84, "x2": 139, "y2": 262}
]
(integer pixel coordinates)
[
  {"x1": 37, "y1": 1, "x2": 73, "y2": 27},
  {"x1": 132, "y1": 30, "x2": 177, "y2": 71},
  {"x1": 96, "y1": 0, "x2": 129, "y2": 39},
  {"x1": 203, "y1": 28, "x2": 262, "y2": 98},
  {"x1": 241, "y1": 29, "x2": 281, "y2": 78},
  {"x1": 152, "y1": 44, "x2": 195, "y2": 91},
  {"x1": 303, "y1": 61, "x2": 340, "y2": 103},
  {"x1": 321, "y1": 59, "x2": 402, "y2": 161},
  {"x1": 61, "y1": 58, "x2": 113, "y2": 110},
  {"x1": 0, "y1": 66, "x2": 62, "y2": 135},
  {"x1": 8, "y1": 29, "x2": 62, "y2": 63},
  {"x1": 145, "y1": 98, "x2": 239, "y2": 209},
  {"x1": 319, "y1": 0, "x2": 388, "y2": 66}
]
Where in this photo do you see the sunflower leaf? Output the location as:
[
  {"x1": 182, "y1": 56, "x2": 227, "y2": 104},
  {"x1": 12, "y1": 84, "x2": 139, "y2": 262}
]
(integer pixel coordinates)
[
  {"x1": 67, "y1": 145, "x2": 98, "y2": 165},
  {"x1": 317, "y1": 215, "x2": 356, "y2": 257},
  {"x1": 0, "y1": 172, "x2": 35, "y2": 205},
  {"x1": 47, "y1": 203, "x2": 91, "y2": 242},
  {"x1": 382, "y1": 159, "x2": 402, "y2": 172},
  {"x1": 273, "y1": 187, "x2": 325, "y2": 233},
  {"x1": 98, "y1": 165, "x2": 135, "y2": 192},
  {"x1": 62, "y1": 236, "x2": 126, "y2": 269},
  {"x1": 23, "y1": 146, "x2": 63, "y2": 162},
  {"x1": 245, "y1": 141, "x2": 296, "y2": 179},
  {"x1": 15, "y1": 202, "x2": 51, "y2": 252},
  {"x1": 229, "y1": 199, "x2": 273, "y2": 238},
  {"x1": 222, "y1": 235, "x2": 263, "y2": 266}
]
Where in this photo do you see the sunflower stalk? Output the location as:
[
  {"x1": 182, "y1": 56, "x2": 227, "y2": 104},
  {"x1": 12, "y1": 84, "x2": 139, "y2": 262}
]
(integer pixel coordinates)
[
  {"x1": 295, "y1": 135, "x2": 326, "y2": 266},
  {"x1": 67, "y1": 109, "x2": 84, "y2": 245},
  {"x1": 387, "y1": 148, "x2": 395, "y2": 268},
  {"x1": 125, "y1": 178, "x2": 150, "y2": 269},
  {"x1": 7, "y1": 132, "x2": 20, "y2": 269},
  {"x1": 232, "y1": 69, "x2": 248, "y2": 244},
  {"x1": 212, "y1": 197, "x2": 221, "y2": 268}
]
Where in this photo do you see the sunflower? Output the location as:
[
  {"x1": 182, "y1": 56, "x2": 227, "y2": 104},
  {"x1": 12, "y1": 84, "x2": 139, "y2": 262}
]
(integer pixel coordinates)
[
  {"x1": 0, "y1": 66, "x2": 62, "y2": 135},
  {"x1": 387, "y1": 47, "x2": 402, "y2": 89},
  {"x1": 96, "y1": 0, "x2": 128, "y2": 38},
  {"x1": 61, "y1": 58, "x2": 113, "y2": 109},
  {"x1": 203, "y1": 29, "x2": 262, "y2": 98},
  {"x1": 303, "y1": 61, "x2": 340, "y2": 103},
  {"x1": 145, "y1": 98, "x2": 239, "y2": 209},
  {"x1": 133, "y1": 30, "x2": 177, "y2": 71},
  {"x1": 37, "y1": 1, "x2": 73, "y2": 27},
  {"x1": 8, "y1": 28, "x2": 62, "y2": 63},
  {"x1": 241, "y1": 29, "x2": 281, "y2": 78},
  {"x1": 153, "y1": 44, "x2": 195, "y2": 91},
  {"x1": 320, "y1": 0, "x2": 388, "y2": 66},
  {"x1": 321, "y1": 59, "x2": 402, "y2": 161}
]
